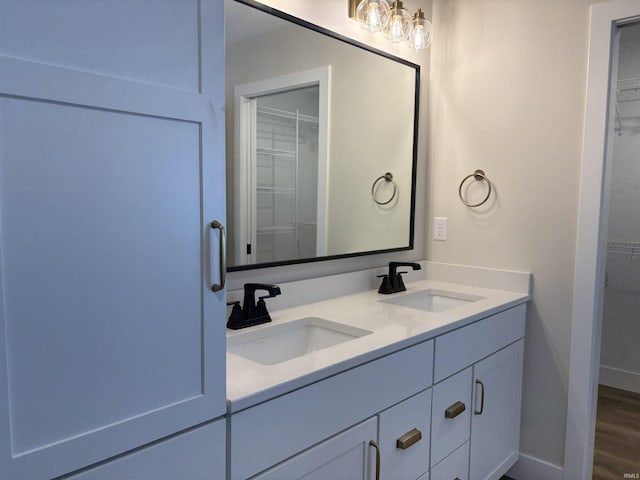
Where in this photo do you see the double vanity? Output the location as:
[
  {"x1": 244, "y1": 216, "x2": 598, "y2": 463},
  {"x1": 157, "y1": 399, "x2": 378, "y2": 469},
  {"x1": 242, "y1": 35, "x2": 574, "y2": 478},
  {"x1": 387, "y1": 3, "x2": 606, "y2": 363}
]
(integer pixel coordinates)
[{"x1": 226, "y1": 262, "x2": 531, "y2": 480}]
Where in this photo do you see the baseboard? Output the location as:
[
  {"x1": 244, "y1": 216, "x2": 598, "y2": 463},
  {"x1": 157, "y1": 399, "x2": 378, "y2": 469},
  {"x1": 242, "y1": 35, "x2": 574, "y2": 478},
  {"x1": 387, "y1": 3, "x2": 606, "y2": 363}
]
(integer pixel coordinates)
[
  {"x1": 507, "y1": 453, "x2": 563, "y2": 480},
  {"x1": 600, "y1": 365, "x2": 640, "y2": 394}
]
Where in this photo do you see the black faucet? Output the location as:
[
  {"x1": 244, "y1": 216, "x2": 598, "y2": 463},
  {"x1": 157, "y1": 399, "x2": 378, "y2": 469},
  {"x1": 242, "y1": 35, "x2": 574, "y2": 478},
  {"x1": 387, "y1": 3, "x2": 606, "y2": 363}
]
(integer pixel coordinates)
[
  {"x1": 227, "y1": 283, "x2": 282, "y2": 330},
  {"x1": 377, "y1": 262, "x2": 422, "y2": 294}
]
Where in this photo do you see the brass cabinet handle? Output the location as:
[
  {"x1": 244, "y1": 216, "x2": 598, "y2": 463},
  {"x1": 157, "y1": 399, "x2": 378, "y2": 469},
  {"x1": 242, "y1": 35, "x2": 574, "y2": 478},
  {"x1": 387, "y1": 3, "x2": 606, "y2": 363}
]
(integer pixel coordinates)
[
  {"x1": 210, "y1": 220, "x2": 226, "y2": 292},
  {"x1": 369, "y1": 440, "x2": 381, "y2": 480},
  {"x1": 445, "y1": 401, "x2": 466, "y2": 419},
  {"x1": 474, "y1": 379, "x2": 485, "y2": 415},
  {"x1": 396, "y1": 428, "x2": 422, "y2": 449}
]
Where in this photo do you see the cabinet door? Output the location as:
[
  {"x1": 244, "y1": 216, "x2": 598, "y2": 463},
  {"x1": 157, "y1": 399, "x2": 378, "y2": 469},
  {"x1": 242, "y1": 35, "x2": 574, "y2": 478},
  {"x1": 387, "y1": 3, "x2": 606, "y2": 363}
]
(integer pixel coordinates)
[
  {"x1": 469, "y1": 340, "x2": 524, "y2": 480},
  {"x1": 253, "y1": 417, "x2": 378, "y2": 480},
  {"x1": 0, "y1": 1, "x2": 227, "y2": 479},
  {"x1": 67, "y1": 419, "x2": 225, "y2": 480}
]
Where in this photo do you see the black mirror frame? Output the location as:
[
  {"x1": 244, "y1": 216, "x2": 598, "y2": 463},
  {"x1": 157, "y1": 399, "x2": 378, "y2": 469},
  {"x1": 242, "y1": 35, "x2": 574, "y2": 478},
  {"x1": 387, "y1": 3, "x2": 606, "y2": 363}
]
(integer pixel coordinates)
[{"x1": 227, "y1": 0, "x2": 420, "y2": 272}]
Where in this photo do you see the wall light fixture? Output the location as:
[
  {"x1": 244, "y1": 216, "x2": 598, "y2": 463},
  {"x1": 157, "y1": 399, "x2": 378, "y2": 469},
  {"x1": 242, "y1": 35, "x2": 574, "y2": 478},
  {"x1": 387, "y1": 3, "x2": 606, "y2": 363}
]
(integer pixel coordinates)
[{"x1": 348, "y1": 0, "x2": 432, "y2": 50}]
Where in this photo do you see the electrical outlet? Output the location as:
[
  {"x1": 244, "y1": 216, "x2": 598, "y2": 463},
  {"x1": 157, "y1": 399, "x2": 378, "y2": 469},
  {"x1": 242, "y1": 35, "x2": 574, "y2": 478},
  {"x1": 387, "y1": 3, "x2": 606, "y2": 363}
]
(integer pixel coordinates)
[{"x1": 433, "y1": 217, "x2": 447, "y2": 241}]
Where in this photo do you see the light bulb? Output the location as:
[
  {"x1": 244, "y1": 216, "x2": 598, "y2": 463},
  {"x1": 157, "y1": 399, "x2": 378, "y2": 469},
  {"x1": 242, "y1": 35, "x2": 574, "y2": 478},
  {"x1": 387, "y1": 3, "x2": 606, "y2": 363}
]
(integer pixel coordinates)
[
  {"x1": 412, "y1": 25, "x2": 425, "y2": 50},
  {"x1": 367, "y1": 3, "x2": 381, "y2": 30},
  {"x1": 355, "y1": 0, "x2": 391, "y2": 33},
  {"x1": 409, "y1": 8, "x2": 432, "y2": 51},
  {"x1": 389, "y1": 15, "x2": 404, "y2": 41},
  {"x1": 385, "y1": 1, "x2": 411, "y2": 43}
]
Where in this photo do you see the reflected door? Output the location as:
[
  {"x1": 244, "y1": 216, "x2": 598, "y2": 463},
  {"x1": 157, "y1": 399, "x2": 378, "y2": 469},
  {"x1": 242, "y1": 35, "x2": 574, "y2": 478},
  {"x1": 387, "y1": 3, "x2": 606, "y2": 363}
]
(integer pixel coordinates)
[
  {"x1": 254, "y1": 87, "x2": 320, "y2": 263},
  {"x1": 233, "y1": 67, "x2": 330, "y2": 266}
]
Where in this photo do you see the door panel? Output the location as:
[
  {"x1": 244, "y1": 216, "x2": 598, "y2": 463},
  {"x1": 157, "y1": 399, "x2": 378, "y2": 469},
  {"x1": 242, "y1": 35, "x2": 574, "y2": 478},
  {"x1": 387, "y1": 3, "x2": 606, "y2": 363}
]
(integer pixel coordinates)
[
  {"x1": 0, "y1": 0, "x2": 200, "y2": 91},
  {"x1": 470, "y1": 340, "x2": 524, "y2": 480},
  {"x1": 67, "y1": 419, "x2": 226, "y2": 480},
  {"x1": 1, "y1": 98, "x2": 203, "y2": 454},
  {"x1": 253, "y1": 417, "x2": 377, "y2": 480},
  {"x1": 0, "y1": 1, "x2": 226, "y2": 478}
]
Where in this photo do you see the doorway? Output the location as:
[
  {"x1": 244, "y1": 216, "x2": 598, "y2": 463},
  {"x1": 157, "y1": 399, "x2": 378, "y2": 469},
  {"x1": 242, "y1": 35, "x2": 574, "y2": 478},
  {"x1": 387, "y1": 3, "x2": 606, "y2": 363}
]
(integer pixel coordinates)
[
  {"x1": 592, "y1": 22, "x2": 640, "y2": 479},
  {"x1": 566, "y1": 2, "x2": 640, "y2": 479},
  {"x1": 233, "y1": 67, "x2": 330, "y2": 266},
  {"x1": 253, "y1": 86, "x2": 321, "y2": 264}
]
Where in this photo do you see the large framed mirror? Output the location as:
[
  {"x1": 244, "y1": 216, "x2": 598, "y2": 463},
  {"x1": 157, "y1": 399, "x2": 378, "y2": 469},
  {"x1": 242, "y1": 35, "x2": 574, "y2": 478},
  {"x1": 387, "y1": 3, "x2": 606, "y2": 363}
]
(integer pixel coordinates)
[{"x1": 225, "y1": 0, "x2": 420, "y2": 271}]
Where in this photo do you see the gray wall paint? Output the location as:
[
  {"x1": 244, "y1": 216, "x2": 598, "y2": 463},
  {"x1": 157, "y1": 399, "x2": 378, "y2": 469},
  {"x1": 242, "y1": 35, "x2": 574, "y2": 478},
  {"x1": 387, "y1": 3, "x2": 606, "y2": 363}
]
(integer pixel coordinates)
[{"x1": 428, "y1": 0, "x2": 599, "y2": 468}]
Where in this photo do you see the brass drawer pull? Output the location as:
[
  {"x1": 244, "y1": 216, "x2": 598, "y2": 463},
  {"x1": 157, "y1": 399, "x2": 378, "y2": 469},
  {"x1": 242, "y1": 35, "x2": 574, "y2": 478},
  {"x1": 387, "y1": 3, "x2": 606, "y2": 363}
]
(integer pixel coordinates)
[
  {"x1": 396, "y1": 428, "x2": 422, "y2": 449},
  {"x1": 445, "y1": 401, "x2": 466, "y2": 419}
]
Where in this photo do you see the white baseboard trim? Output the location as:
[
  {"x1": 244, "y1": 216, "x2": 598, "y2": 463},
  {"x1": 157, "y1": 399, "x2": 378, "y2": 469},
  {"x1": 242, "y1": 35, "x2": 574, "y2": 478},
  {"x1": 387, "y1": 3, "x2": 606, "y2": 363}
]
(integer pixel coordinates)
[
  {"x1": 507, "y1": 453, "x2": 563, "y2": 480},
  {"x1": 600, "y1": 365, "x2": 640, "y2": 394}
]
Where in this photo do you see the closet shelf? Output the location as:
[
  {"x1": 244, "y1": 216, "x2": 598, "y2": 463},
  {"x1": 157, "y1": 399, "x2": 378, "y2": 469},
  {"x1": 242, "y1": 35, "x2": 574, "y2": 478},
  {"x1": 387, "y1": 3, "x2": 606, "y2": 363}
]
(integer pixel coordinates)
[
  {"x1": 257, "y1": 147, "x2": 296, "y2": 158},
  {"x1": 257, "y1": 226, "x2": 296, "y2": 234},
  {"x1": 607, "y1": 241, "x2": 640, "y2": 256},
  {"x1": 257, "y1": 106, "x2": 318, "y2": 124},
  {"x1": 257, "y1": 186, "x2": 296, "y2": 194},
  {"x1": 614, "y1": 78, "x2": 640, "y2": 133},
  {"x1": 617, "y1": 77, "x2": 640, "y2": 92}
]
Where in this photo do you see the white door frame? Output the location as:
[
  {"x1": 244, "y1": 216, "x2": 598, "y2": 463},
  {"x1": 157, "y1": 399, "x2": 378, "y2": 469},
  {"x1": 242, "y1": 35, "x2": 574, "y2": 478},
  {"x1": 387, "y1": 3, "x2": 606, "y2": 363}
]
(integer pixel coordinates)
[
  {"x1": 564, "y1": 2, "x2": 640, "y2": 479},
  {"x1": 233, "y1": 66, "x2": 331, "y2": 265}
]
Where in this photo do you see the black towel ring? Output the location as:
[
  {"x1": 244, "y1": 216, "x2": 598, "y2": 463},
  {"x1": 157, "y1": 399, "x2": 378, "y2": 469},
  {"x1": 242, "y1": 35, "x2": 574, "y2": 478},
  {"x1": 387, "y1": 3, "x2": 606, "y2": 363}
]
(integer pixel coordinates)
[
  {"x1": 371, "y1": 172, "x2": 397, "y2": 205},
  {"x1": 458, "y1": 169, "x2": 492, "y2": 207}
]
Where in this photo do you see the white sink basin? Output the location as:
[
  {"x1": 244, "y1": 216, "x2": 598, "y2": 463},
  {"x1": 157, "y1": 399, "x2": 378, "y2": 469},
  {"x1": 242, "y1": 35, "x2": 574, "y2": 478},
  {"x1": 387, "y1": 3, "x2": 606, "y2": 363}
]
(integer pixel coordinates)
[
  {"x1": 227, "y1": 317, "x2": 372, "y2": 365},
  {"x1": 380, "y1": 288, "x2": 484, "y2": 312}
]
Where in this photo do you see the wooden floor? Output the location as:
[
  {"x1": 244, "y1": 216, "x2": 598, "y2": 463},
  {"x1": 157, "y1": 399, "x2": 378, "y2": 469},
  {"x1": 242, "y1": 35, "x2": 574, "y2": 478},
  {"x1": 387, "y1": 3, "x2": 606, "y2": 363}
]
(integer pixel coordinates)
[{"x1": 593, "y1": 385, "x2": 640, "y2": 480}]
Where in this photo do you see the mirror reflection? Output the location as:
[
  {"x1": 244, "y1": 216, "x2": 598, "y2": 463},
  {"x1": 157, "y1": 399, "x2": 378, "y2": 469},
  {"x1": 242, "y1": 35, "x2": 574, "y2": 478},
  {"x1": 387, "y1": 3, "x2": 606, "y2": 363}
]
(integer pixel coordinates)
[{"x1": 225, "y1": 0, "x2": 419, "y2": 270}]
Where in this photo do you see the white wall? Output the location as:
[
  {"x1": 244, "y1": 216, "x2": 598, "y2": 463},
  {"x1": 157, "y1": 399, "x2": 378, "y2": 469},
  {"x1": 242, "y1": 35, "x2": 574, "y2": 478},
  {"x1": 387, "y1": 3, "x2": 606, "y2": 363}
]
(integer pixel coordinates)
[
  {"x1": 600, "y1": 23, "x2": 640, "y2": 393},
  {"x1": 428, "y1": 0, "x2": 599, "y2": 470},
  {"x1": 227, "y1": 0, "x2": 431, "y2": 288}
]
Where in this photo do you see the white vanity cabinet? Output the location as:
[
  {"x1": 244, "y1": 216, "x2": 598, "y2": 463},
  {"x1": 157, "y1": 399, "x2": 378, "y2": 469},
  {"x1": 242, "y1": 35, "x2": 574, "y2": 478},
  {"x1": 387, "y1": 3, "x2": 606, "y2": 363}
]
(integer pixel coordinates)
[
  {"x1": 433, "y1": 304, "x2": 526, "y2": 480},
  {"x1": 229, "y1": 341, "x2": 434, "y2": 480},
  {"x1": 0, "y1": 1, "x2": 227, "y2": 478},
  {"x1": 229, "y1": 303, "x2": 527, "y2": 480}
]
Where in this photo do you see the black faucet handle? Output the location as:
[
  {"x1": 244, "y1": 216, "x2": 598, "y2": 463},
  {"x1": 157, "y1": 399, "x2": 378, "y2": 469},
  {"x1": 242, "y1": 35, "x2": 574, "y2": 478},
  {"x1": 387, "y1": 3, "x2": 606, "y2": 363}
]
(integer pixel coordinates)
[
  {"x1": 226, "y1": 301, "x2": 240, "y2": 307},
  {"x1": 226, "y1": 301, "x2": 244, "y2": 329},
  {"x1": 396, "y1": 271, "x2": 410, "y2": 290},
  {"x1": 256, "y1": 298, "x2": 269, "y2": 317}
]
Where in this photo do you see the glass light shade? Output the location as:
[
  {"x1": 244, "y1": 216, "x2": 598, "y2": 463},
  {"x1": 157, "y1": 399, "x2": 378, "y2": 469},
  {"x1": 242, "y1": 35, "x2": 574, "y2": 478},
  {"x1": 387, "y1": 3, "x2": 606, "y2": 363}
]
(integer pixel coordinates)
[
  {"x1": 410, "y1": 9, "x2": 432, "y2": 51},
  {"x1": 385, "y1": 1, "x2": 412, "y2": 43},
  {"x1": 356, "y1": 0, "x2": 391, "y2": 33}
]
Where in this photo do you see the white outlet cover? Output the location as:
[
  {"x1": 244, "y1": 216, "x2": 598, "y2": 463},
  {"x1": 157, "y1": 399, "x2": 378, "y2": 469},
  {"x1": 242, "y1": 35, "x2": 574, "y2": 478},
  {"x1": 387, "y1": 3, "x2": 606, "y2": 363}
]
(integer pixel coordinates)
[{"x1": 434, "y1": 217, "x2": 447, "y2": 241}]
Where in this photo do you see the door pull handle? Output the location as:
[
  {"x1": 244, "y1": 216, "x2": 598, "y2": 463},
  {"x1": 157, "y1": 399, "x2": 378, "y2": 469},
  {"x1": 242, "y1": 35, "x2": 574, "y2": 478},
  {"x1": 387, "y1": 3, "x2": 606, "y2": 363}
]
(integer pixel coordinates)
[
  {"x1": 369, "y1": 440, "x2": 381, "y2": 480},
  {"x1": 474, "y1": 379, "x2": 485, "y2": 415},
  {"x1": 210, "y1": 220, "x2": 226, "y2": 292}
]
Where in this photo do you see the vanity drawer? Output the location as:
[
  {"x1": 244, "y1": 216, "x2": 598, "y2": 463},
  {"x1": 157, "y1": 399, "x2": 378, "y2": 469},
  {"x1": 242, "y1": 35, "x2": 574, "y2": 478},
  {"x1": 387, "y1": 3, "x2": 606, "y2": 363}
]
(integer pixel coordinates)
[
  {"x1": 431, "y1": 368, "x2": 472, "y2": 466},
  {"x1": 230, "y1": 341, "x2": 434, "y2": 480},
  {"x1": 378, "y1": 389, "x2": 431, "y2": 480},
  {"x1": 434, "y1": 304, "x2": 525, "y2": 382},
  {"x1": 431, "y1": 441, "x2": 469, "y2": 480}
]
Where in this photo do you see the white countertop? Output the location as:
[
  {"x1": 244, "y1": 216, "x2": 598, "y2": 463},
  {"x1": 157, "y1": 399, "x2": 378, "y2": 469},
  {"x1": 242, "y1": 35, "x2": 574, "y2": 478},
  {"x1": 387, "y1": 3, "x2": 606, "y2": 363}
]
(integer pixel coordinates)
[{"x1": 226, "y1": 278, "x2": 530, "y2": 413}]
